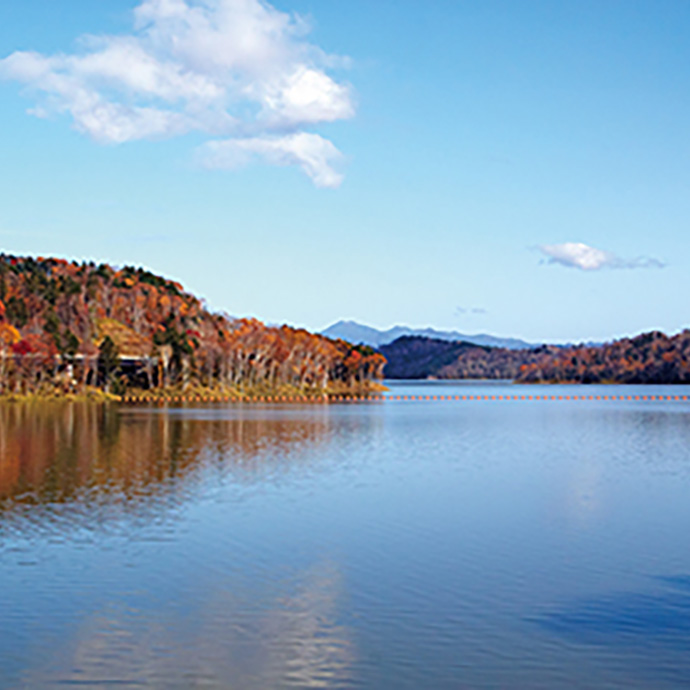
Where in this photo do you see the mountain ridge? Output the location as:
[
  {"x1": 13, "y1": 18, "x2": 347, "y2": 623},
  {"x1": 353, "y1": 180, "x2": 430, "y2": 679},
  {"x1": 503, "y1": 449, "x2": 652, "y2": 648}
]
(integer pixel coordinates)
[{"x1": 321, "y1": 319, "x2": 535, "y2": 350}]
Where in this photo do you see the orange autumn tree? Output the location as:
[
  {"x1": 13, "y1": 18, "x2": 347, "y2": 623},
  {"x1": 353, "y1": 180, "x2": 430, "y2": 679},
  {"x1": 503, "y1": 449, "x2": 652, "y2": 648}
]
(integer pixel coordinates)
[
  {"x1": 0, "y1": 254, "x2": 387, "y2": 395},
  {"x1": 0, "y1": 322, "x2": 20, "y2": 393}
]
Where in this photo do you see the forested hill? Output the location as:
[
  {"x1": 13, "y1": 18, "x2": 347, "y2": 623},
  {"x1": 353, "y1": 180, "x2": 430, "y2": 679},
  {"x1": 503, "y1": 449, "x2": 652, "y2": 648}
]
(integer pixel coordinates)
[
  {"x1": 380, "y1": 331, "x2": 690, "y2": 384},
  {"x1": 379, "y1": 336, "x2": 549, "y2": 379},
  {"x1": 516, "y1": 330, "x2": 690, "y2": 384},
  {"x1": 0, "y1": 254, "x2": 385, "y2": 395}
]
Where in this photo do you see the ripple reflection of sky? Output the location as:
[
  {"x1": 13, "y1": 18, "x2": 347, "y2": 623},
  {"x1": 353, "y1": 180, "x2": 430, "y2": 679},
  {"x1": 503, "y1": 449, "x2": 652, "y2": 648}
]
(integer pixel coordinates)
[{"x1": 532, "y1": 575, "x2": 690, "y2": 646}]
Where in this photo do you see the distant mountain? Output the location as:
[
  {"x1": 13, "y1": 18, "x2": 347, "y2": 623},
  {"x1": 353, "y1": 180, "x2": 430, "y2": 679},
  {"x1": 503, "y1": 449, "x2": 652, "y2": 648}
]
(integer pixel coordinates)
[{"x1": 321, "y1": 320, "x2": 534, "y2": 350}]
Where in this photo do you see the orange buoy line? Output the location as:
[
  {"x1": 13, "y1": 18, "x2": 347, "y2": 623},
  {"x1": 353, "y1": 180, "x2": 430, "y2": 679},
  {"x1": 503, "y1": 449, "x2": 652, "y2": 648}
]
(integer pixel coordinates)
[{"x1": 119, "y1": 392, "x2": 689, "y2": 404}]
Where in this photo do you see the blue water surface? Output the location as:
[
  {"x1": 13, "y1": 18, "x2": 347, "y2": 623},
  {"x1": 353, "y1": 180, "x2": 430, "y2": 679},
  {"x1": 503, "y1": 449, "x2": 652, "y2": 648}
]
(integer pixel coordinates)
[{"x1": 1, "y1": 381, "x2": 690, "y2": 688}]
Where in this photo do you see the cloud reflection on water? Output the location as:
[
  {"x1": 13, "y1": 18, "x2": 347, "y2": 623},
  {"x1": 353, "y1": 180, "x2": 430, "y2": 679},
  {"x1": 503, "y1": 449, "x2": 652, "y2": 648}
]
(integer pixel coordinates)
[
  {"x1": 0, "y1": 402, "x2": 365, "y2": 689},
  {"x1": 20, "y1": 559, "x2": 355, "y2": 689}
]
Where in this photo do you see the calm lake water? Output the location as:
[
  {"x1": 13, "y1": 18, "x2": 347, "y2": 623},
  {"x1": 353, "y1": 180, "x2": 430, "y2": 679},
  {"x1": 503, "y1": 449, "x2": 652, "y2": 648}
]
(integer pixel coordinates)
[{"x1": 2, "y1": 381, "x2": 690, "y2": 689}]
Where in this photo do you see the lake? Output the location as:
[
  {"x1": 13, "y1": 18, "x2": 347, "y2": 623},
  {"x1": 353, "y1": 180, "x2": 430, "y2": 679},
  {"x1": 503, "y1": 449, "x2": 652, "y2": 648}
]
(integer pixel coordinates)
[{"x1": 2, "y1": 381, "x2": 690, "y2": 688}]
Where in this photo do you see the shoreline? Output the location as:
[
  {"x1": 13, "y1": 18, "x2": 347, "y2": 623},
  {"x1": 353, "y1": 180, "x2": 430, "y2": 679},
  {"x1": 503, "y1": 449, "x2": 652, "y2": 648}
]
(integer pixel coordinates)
[{"x1": 0, "y1": 381, "x2": 388, "y2": 404}]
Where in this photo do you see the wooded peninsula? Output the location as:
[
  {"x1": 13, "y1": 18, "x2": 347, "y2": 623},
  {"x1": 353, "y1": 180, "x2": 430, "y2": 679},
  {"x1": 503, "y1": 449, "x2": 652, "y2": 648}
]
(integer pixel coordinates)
[{"x1": 0, "y1": 254, "x2": 385, "y2": 399}]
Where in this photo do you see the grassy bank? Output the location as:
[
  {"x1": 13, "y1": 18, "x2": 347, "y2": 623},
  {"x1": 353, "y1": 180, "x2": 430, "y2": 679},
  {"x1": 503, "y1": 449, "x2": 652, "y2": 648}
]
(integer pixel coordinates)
[{"x1": 0, "y1": 381, "x2": 388, "y2": 403}]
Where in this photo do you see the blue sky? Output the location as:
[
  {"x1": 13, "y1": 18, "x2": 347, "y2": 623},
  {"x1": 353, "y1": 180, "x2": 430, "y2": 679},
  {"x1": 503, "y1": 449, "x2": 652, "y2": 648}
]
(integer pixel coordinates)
[{"x1": 0, "y1": 0, "x2": 688, "y2": 343}]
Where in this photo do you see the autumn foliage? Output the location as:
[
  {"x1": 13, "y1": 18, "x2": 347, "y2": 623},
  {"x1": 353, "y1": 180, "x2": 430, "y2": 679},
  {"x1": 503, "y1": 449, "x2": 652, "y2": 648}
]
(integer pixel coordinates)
[
  {"x1": 0, "y1": 254, "x2": 385, "y2": 395},
  {"x1": 381, "y1": 332, "x2": 690, "y2": 384},
  {"x1": 515, "y1": 331, "x2": 690, "y2": 384}
]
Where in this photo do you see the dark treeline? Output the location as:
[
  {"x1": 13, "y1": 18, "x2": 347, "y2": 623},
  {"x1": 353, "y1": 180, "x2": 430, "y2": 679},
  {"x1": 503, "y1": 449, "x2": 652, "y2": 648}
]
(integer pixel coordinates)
[
  {"x1": 517, "y1": 330, "x2": 690, "y2": 384},
  {"x1": 381, "y1": 331, "x2": 690, "y2": 384},
  {"x1": 0, "y1": 254, "x2": 385, "y2": 396},
  {"x1": 379, "y1": 336, "x2": 549, "y2": 379}
]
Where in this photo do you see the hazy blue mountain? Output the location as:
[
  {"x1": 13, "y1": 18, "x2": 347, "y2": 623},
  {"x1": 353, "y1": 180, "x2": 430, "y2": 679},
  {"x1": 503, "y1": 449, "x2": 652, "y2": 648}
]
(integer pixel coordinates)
[{"x1": 321, "y1": 320, "x2": 535, "y2": 350}]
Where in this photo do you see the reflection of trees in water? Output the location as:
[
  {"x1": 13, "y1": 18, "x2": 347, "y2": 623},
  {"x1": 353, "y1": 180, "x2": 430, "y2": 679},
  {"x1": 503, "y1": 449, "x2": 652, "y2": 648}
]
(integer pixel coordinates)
[
  {"x1": 0, "y1": 404, "x2": 374, "y2": 687},
  {"x1": 0, "y1": 403, "x2": 356, "y2": 513}
]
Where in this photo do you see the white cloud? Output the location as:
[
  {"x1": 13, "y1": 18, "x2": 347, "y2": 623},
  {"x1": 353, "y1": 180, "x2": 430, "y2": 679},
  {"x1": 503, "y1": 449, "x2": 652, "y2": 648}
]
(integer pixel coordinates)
[
  {"x1": 0, "y1": 0, "x2": 354, "y2": 186},
  {"x1": 538, "y1": 242, "x2": 665, "y2": 271},
  {"x1": 256, "y1": 66, "x2": 355, "y2": 126},
  {"x1": 455, "y1": 306, "x2": 487, "y2": 316},
  {"x1": 199, "y1": 132, "x2": 344, "y2": 188}
]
